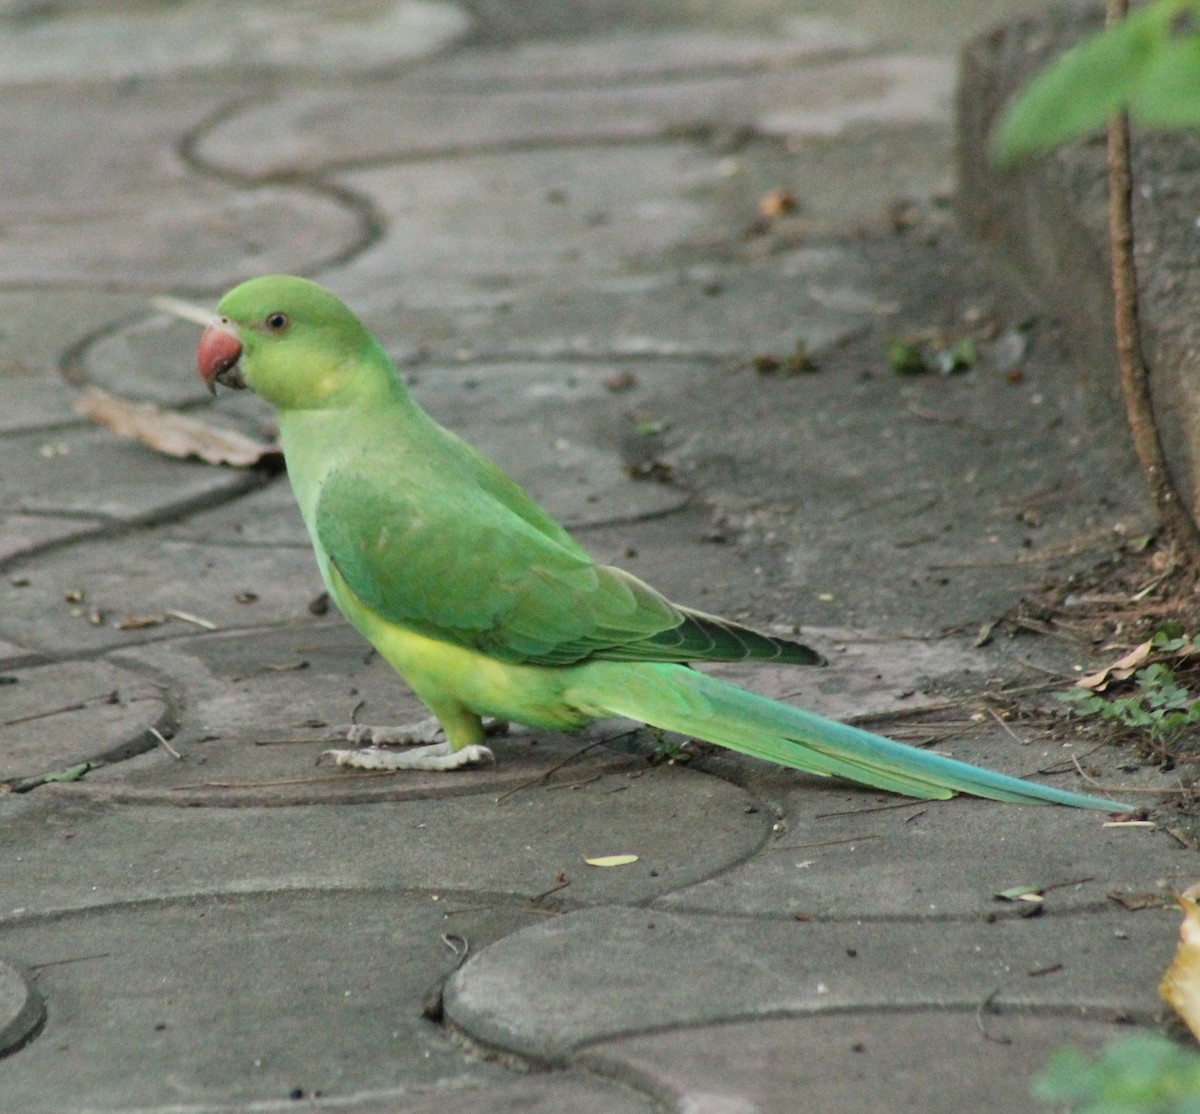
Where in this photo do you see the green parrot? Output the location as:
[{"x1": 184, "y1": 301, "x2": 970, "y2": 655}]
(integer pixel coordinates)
[{"x1": 196, "y1": 274, "x2": 1129, "y2": 810}]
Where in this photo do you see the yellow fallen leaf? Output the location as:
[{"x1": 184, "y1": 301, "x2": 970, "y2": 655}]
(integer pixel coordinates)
[
  {"x1": 583, "y1": 854, "x2": 639, "y2": 867},
  {"x1": 1159, "y1": 881, "x2": 1200, "y2": 1040}
]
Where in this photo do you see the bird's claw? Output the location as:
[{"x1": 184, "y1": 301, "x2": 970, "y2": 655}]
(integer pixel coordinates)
[
  {"x1": 317, "y1": 742, "x2": 495, "y2": 772},
  {"x1": 326, "y1": 718, "x2": 445, "y2": 747}
]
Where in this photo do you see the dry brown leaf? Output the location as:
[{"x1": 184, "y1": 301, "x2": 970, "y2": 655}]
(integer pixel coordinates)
[
  {"x1": 1160, "y1": 882, "x2": 1200, "y2": 1040},
  {"x1": 74, "y1": 387, "x2": 279, "y2": 468},
  {"x1": 114, "y1": 614, "x2": 166, "y2": 630},
  {"x1": 1108, "y1": 889, "x2": 1172, "y2": 911},
  {"x1": 1075, "y1": 638, "x2": 1153, "y2": 691},
  {"x1": 758, "y1": 189, "x2": 798, "y2": 219}
]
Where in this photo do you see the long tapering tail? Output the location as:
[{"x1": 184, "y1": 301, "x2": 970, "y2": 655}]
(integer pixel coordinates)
[{"x1": 569, "y1": 661, "x2": 1131, "y2": 810}]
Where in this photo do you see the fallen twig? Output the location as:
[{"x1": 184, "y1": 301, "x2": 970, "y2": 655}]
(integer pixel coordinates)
[
  {"x1": 813, "y1": 799, "x2": 929, "y2": 820},
  {"x1": 166, "y1": 609, "x2": 218, "y2": 630},
  {"x1": 493, "y1": 731, "x2": 637, "y2": 804},
  {"x1": 148, "y1": 725, "x2": 181, "y2": 760},
  {"x1": 975, "y1": 988, "x2": 1012, "y2": 1045}
]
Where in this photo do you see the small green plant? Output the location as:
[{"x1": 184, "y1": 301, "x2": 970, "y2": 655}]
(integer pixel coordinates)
[
  {"x1": 1057, "y1": 625, "x2": 1200, "y2": 746},
  {"x1": 886, "y1": 336, "x2": 976, "y2": 377},
  {"x1": 1034, "y1": 1033, "x2": 1200, "y2": 1113},
  {"x1": 647, "y1": 728, "x2": 691, "y2": 765},
  {"x1": 1150, "y1": 623, "x2": 1200, "y2": 655}
]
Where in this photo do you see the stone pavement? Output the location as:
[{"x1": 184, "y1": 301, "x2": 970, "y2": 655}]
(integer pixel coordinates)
[{"x1": 0, "y1": 1, "x2": 1190, "y2": 1111}]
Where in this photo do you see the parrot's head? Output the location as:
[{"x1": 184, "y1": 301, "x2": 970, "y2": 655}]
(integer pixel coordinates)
[{"x1": 198, "y1": 275, "x2": 382, "y2": 410}]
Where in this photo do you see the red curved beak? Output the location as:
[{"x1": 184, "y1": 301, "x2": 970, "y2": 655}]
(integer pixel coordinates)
[{"x1": 198, "y1": 319, "x2": 245, "y2": 394}]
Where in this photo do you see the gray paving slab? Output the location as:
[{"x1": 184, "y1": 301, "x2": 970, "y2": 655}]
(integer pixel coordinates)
[
  {"x1": 0, "y1": 81, "x2": 366, "y2": 289},
  {"x1": 0, "y1": 513, "x2": 104, "y2": 569},
  {"x1": 0, "y1": 373, "x2": 83, "y2": 434},
  {"x1": 0, "y1": 638, "x2": 39, "y2": 671},
  {"x1": 0, "y1": 181, "x2": 365, "y2": 290},
  {"x1": 196, "y1": 53, "x2": 952, "y2": 178},
  {"x1": 0, "y1": 82, "x2": 226, "y2": 210},
  {"x1": 337, "y1": 241, "x2": 881, "y2": 363},
  {"x1": 0, "y1": 658, "x2": 168, "y2": 786},
  {"x1": 204, "y1": 1077, "x2": 662, "y2": 1114},
  {"x1": 426, "y1": 22, "x2": 871, "y2": 87},
  {"x1": 0, "y1": 426, "x2": 261, "y2": 524},
  {"x1": 0, "y1": 891, "x2": 544, "y2": 1113},
  {"x1": 797, "y1": 0, "x2": 1057, "y2": 52},
  {"x1": 655, "y1": 786, "x2": 1176, "y2": 920},
  {"x1": 444, "y1": 905, "x2": 1174, "y2": 1064},
  {"x1": 0, "y1": 536, "x2": 320, "y2": 655},
  {"x1": 581, "y1": 1011, "x2": 1127, "y2": 1114},
  {"x1": 0, "y1": 958, "x2": 42, "y2": 1059},
  {"x1": 326, "y1": 146, "x2": 873, "y2": 304},
  {"x1": 4, "y1": 763, "x2": 765, "y2": 916},
  {"x1": 700, "y1": 633, "x2": 994, "y2": 719},
  {"x1": 163, "y1": 480, "x2": 313, "y2": 547},
  {"x1": 0, "y1": 291, "x2": 151, "y2": 379},
  {"x1": 0, "y1": 0, "x2": 470, "y2": 85}
]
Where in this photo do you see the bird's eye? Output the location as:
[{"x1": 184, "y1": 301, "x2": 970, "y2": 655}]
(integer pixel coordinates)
[{"x1": 265, "y1": 312, "x2": 289, "y2": 332}]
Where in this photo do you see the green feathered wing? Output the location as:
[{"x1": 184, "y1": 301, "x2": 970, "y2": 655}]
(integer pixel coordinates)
[{"x1": 313, "y1": 448, "x2": 821, "y2": 668}]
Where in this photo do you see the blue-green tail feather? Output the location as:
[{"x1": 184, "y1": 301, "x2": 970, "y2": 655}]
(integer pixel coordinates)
[{"x1": 570, "y1": 662, "x2": 1131, "y2": 810}]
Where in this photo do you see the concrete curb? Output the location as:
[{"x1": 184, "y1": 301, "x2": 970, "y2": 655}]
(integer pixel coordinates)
[{"x1": 958, "y1": 2, "x2": 1200, "y2": 521}]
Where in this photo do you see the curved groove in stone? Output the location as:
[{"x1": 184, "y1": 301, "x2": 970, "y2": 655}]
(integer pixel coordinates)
[
  {"x1": 0, "y1": 961, "x2": 45, "y2": 1059},
  {"x1": 576, "y1": 1008, "x2": 1144, "y2": 1114},
  {"x1": 443, "y1": 905, "x2": 1172, "y2": 1064},
  {"x1": 0, "y1": 658, "x2": 172, "y2": 787}
]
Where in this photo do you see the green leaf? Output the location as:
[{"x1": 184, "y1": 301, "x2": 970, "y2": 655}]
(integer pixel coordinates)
[
  {"x1": 887, "y1": 340, "x2": 927, "y2": 376},
  {"x1": 1032, "y1": 1047, "x2": 1094, "y2": 1103},
  {"x1": 1116, "y1": 703, "x2": 1154, "y2": 728},
  {"x1": 1153, "y1": 635, "x2": 1190, "y2": 653},
  {"x1": 1034, "y1": 1033, "x2": 1200, "y2": 1111},
  {"x1": 1072, "y1": 694, "x2": 1110, "y2": 716},
  {"x1": 1133, "y1": 33, "x2": 1200, "y2": 125},
  {"x1": 40, "y1": 762, "x2": 91, "y2": 784},
  {"x1": 995, "y1": 883, "x2": 1045, "y2": 902},
  {"x1": 1137, "y1": 663, "x2": 1177, "y2": 691},
  {"x1": 991, "y1": 0, "x2": 1188, "y2": 166},
  {"x1": 935, "y1": 338, "x2": 976, "y2": 376}
]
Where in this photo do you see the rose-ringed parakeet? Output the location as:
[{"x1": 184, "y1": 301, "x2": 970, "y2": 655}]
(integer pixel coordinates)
[{"x1": 196, "y1": 274, "x2": 1129, "y2": 809}]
